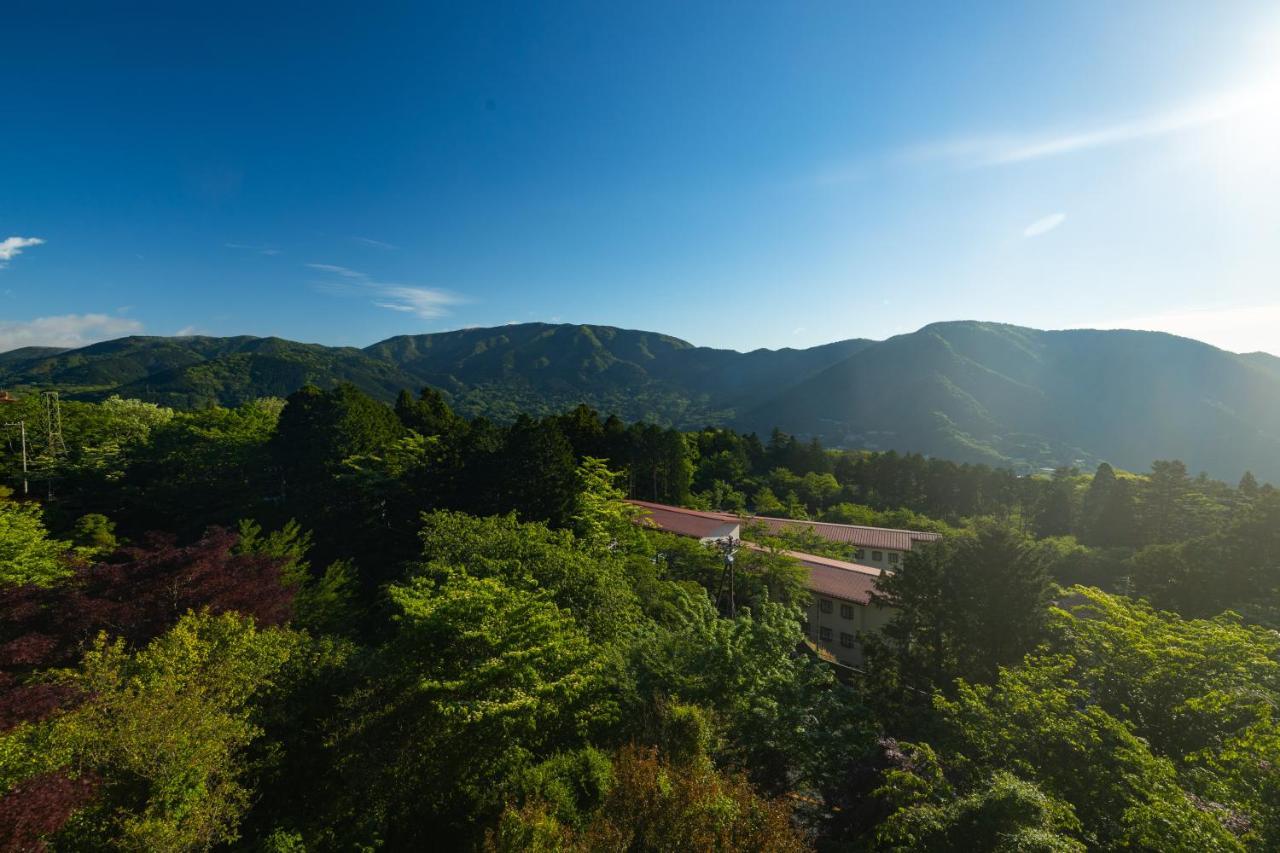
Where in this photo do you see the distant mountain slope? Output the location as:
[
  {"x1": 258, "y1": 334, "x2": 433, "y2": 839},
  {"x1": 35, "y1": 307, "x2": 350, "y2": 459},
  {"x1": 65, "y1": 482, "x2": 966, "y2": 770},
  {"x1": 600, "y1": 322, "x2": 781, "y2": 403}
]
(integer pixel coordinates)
[
  {"x1": 0, "y1": 346, "x2": 67, "y2": 370},
  {"x1": 0, "y1": 335, "x2": 421, "y2": 407},
  {"x1": 3, "y1": 320, "x2": 1279, "y2": 479},
  {"x1": 368, "y1": 323, "x2": 873, "y2": 423},
  {"x1": 0, "y1": 324, "x2": 870, "y2": 425},
  {"x1": 743, "y1": 321, "x2": 1280, "y2": 479}
]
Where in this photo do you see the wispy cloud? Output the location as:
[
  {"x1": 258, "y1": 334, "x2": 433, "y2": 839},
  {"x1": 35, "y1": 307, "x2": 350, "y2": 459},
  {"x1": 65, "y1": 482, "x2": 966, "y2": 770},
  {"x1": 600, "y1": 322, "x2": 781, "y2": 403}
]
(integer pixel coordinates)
[
  {"x1": 306, "y1": 263, "x2": 369, "y2": 280},
  {"x1": 1023, "y1": 212, "x2": 1066, "y2": 238},
  {"x1": 0, "y1": 236, "x2": 45, "y2": 269},
  {"x1": 174, "y1": 325, "x2": 208, "y2": 336},
  {"x1": 226, "y1": 242, "x2": 281, "y2": 256},
  {"x1": 0, "y1": 313, "x2": 143, "y2": 352},
  {"x1": 899, "y1": 90, "x2": 1257, "y2": 171},
  {"x1": 353, "y1": 236, "x2": 397, "y2": 250},
  {"x1": 307, "y1": 263, "x2": 464, "y2": 319}
]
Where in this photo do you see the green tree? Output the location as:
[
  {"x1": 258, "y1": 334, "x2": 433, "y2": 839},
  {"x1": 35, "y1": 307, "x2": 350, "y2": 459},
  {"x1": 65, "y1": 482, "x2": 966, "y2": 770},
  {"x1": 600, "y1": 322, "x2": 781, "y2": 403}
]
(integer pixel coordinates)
[
  {"x1": 0, "y1": 498, "x2": 70, "y2": 587},
  {"x1": 395, "y1": 385, "x2": 462, "y2": 437},
  {"x1": 322, "y1": 571, "x2": 613, "y2": 847},
  {"x1": 877, "y1": 768, "x2": 1085, "y2": 852},
  {"x1": 489, "y1": 744, "x2": 808, "y2": 853},
  {"x1": 935, "y1": 656, "x2": 1244, "y2": 850},
  {"x1": 0, "y1": 612, "x2": 302, "y2": 850},
  {"x1": 871, "y1": 521, "x2": 1054, "y2": 691},
  {"x1": 1033, "y1": 467, "x2": 1076, "y2": 539}
]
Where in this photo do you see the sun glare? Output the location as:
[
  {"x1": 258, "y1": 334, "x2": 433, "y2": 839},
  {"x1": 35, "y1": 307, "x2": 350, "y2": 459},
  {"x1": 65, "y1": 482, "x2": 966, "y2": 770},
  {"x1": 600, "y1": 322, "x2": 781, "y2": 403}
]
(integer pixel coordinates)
[{"x1": 1205, "y1": 31, "x2": 1280, "y2": 180}]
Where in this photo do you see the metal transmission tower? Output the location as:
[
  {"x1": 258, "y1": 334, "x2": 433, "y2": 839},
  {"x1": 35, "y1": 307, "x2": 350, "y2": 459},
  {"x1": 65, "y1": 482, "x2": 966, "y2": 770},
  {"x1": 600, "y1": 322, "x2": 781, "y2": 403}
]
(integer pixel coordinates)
[
  {"x1": 42, "y1": 391, "x2": 67, "y2": 457},
  {"x1": 712, "y1": 536, "x2": 741, "y2": 617},
  {"x1": 37, "y1": 391, "x2": 67, "y2": 500}
]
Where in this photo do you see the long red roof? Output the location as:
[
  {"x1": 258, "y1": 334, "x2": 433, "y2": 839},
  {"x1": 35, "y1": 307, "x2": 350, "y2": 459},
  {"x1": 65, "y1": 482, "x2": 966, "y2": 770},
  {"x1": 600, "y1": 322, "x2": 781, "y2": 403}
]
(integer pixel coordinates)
[
  {"x1": 630, "y1": 500, "x2": 739, "y2": 540},
  {"x1": 629, "y1": 500, "x2": 887, "y2": 605},
  {"x1": 745, "y1": 515, "x2": 941, "y2": 551},
  {"x1": 743, "y1": 543, "x2": 882, "y2": 605}
]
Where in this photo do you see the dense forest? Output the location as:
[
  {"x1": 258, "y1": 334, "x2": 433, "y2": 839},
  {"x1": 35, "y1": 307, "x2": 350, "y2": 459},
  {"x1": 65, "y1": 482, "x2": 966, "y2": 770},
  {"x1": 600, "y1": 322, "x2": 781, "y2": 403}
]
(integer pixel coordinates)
[{"x1": 2, "y1": 384, "x2": 1279, "y2": 850}]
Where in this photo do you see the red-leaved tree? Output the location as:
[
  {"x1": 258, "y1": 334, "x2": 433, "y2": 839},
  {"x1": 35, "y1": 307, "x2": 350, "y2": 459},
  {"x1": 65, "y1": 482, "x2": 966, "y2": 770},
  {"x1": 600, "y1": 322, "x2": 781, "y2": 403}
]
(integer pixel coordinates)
[{"x1": 0, "y1": 526, "x2": 295, "y2": 730}]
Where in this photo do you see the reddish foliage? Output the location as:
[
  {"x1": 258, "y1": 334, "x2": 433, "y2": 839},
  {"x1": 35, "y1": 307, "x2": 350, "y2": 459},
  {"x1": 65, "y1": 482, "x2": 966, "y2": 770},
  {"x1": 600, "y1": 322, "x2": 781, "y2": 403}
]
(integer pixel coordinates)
[
  {"x1": 0, "y1": 675, "x2": 80, "y2": 731},
  {"x1": 0, "y1": 771, "x2": 101, "y2": 852},
  {"x1": 0, "y1": 527, "x2": 294, "y2": 730}
]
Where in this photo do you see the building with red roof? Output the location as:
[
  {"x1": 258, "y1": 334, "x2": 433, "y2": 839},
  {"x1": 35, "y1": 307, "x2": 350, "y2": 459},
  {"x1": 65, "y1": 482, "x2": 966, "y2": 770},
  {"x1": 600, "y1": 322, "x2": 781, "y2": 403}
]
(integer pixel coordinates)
[{"x1": 629, "y1": 500, "x2": 918, "y2": 666}]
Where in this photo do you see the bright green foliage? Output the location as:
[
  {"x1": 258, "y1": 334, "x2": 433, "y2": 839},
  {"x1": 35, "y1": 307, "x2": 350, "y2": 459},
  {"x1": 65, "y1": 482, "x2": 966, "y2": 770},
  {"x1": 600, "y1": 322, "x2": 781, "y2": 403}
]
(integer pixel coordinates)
[
  {"x1": 1, "y1": 612, "x2": 302, "y2": 850},
  {"x1": 0, "y1": 498, "x2": 70, "y2": 586},
  {"x1": 1051, "y1": 587, "x2": 1280, "y2": 846},
  {"x1": 411, "y1": 510, "x2": 642, "y2": 646},
  {"x1": 325, "y1": 571, "x2": 613, "y2": 846},
  {"x1": 488, "y1": 744, "x2": 808, "y2": 853},
  {"x1": 509, "y1": 746, "x2": 615, "y2": 829},
  {"x1": 653, "y1": 531, "x2": 809, "y2": 612},
  {"x1": 935, "y1": 657, "x2": 1245, "y2": 850},
  {"x1": 572, "y1": 456, "x2": 644, "y2": 552},
  {"x1": 631, "y1": 589, "x2": 873, "y2": 795},
  {"x1": 877, "y1": 769, "x2": 1085, "y2": 852},
  {"x1": 235, "y1": 518, "x2": 359, "y2": 634},
  {"x1": 236, "y1": 518, "x2": 312, "y2": 586},
  {"x1": 71, "y1": 512, "x2": 118, "y2": 555}
]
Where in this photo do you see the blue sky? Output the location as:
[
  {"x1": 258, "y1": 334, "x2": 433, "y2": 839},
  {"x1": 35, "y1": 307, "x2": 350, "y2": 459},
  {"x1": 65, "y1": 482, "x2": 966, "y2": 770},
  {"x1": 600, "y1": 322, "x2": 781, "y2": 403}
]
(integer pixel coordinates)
[{"x1": 3, "y1": 1, "x2": 1280, "y2": 353}]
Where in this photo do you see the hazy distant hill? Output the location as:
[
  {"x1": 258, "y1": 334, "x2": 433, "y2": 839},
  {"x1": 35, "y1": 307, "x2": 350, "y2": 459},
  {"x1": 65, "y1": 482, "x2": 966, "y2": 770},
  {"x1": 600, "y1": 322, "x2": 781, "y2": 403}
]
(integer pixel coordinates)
[
  {"x1": 3, "y1": 320, "x2": 1280, "y2": 479},
  {"x1": 743, "y1": 321, "x2": 1280, "y2": 479}
]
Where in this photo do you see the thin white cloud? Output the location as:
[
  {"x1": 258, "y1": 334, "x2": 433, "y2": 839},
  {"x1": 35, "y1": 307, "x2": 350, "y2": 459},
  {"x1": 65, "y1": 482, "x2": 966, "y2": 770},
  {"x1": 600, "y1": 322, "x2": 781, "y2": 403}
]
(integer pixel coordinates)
[
  {"x1": 0, "y1": 314, "x2": 142, "y2": 352},
  {"x1": 1091, "y1": 303, "x2": 1280, "y2": 356},
  {"x1": 0, "y1": 236, "x2": 45, "y2": 268},
  {"x1": 308, "y1": 263, "x2": 464, "y2": 319},
  {"x1": 1023, "y1": 212, "x2": 1066, "y2": 238},
  {"x1": 371, "y1": 286, "x2": 462, "y2": 319},
  {"x1": 306, "y1": 262, "x2": 369, "y2": 280},
  {"x1": 174, "y1": 325, "x2": 207, "y2": 336},
  {"x1": 353, "y1": 236, "x2": 397, "y2": 250},
  {"x1": 226, "y1": 242, "x2": 281, "y2": 256},
  {"x1": 918, "y1": 90, "x2": 1255, "y2": 172}
]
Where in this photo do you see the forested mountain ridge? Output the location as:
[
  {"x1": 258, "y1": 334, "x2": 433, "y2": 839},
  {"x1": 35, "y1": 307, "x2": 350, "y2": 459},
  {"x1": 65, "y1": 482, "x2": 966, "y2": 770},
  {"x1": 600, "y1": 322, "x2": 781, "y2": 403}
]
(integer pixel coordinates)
[
  {"x1": 3, "y1": 320, "x2": 1280, "y2": 479},
  {"x1": 743, "y1": 321, "x2": 1280, "y2": 481},
  {"x1": 366, "y1": 323, "x2": 874, "y2": 423},
  {"x1": 0, "y1": 323, "x2": 872, "y2": 426}
]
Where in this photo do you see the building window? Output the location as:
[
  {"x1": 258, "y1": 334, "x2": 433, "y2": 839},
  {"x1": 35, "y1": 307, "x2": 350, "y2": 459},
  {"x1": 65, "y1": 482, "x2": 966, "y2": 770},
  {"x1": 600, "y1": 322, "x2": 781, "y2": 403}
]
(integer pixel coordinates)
[
  {"x1": 819, "y1": 627, "x2": 833, "y2": 641},
  {"x1": 840, "y1": 603, "x2": 854, "y2": 619},
  {"x1": 840, "y1": 632, "x2": 855, "y2": 648},
  {"x1": 889, "y1": 552, "x2": 899, "y2": 564},
  {"x1": 819, "y1": 598, "x2": 833, "y2": 614},
  {"x1": 872, "y1": 550, "x2": 883, "y2": 561},
  {"x1": 854, "y1": 548, "x2": 865, "y2": 560}
]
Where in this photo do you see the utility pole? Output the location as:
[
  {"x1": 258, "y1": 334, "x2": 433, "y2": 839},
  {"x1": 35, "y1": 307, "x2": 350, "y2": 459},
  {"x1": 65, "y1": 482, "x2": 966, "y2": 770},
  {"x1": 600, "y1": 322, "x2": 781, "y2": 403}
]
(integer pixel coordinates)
[
  {"x1": 1, "y1": 419, "x2": 29, "y2": 496},
  {"x1": 713, "y1": 536, "x2": 740, "y2": 617}
]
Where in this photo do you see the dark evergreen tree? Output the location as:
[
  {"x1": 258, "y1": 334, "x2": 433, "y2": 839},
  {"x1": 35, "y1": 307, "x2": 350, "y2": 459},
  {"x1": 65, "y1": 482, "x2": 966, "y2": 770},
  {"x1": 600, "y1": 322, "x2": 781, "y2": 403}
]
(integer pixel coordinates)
[{"x1": 395, "y1": 386, "x2": 461, "y2": 437}]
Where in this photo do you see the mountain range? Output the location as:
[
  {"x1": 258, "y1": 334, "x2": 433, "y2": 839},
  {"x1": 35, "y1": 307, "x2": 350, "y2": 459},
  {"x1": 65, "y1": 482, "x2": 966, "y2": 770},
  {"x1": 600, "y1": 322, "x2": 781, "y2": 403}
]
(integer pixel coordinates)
[{"x1": 2, "y1": 321, "x2": 1278, "y2": 481}]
